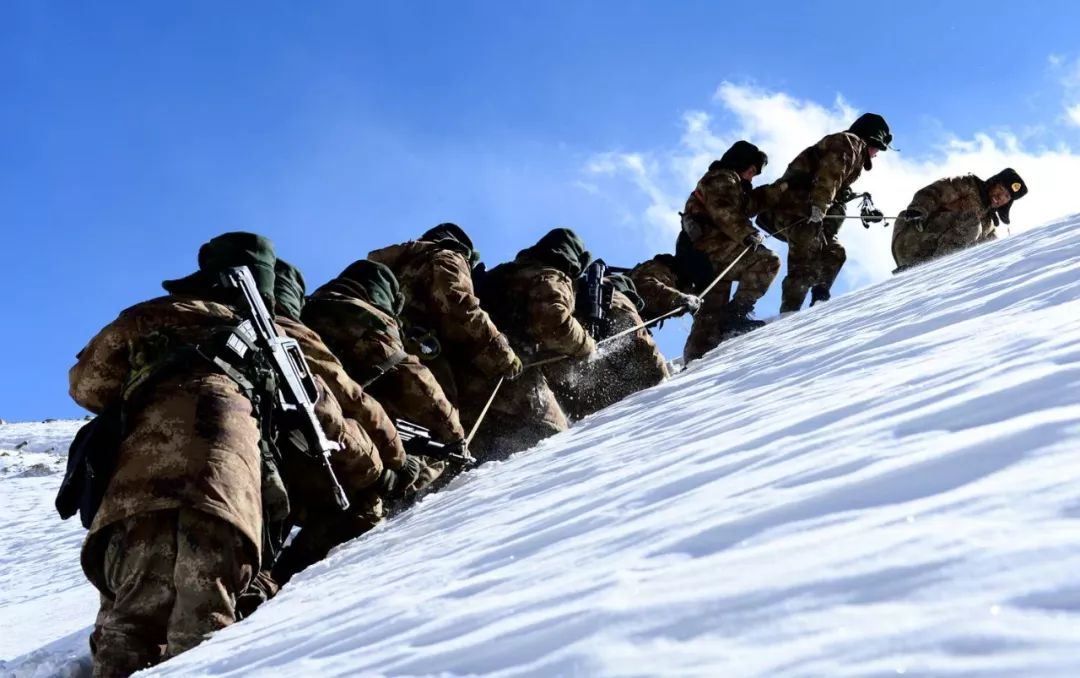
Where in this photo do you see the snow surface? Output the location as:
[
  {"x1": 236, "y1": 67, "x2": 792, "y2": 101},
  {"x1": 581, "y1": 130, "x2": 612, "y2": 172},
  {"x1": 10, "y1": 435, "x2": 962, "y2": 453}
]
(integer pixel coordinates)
[{"x1": 4, "y1": 215, "x2": 1080, "y2": 677}]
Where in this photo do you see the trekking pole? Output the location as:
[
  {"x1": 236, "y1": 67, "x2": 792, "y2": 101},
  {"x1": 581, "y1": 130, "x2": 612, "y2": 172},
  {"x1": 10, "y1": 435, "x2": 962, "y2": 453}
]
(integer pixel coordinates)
[{"x1": 465, "y1": 376, "x2": 504, "y2": 446}]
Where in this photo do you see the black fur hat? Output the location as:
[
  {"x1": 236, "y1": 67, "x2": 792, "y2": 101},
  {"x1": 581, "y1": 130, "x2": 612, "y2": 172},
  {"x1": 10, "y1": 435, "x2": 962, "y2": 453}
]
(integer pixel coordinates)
[
  {"x1": 712, "y1": 140, "x2": 768, "y2": 174},
  {"x1": 986, "y1": 168, "x2": 1028, "y2": 225},
  {"x1": 848, "y1": 113, "x2": 892, "y2": 151}
]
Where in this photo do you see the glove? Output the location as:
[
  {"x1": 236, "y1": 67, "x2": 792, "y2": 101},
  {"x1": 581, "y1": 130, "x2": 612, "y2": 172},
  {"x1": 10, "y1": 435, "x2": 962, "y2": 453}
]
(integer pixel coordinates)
[
  {"x1": 860, "y1": 208, "x2": 885, "y2": 228},
  {"x1": 809, "y1": 206, "x2": 826, "y2": 224},
  {"x1": 742, "y1": 231, "x2": 764, "y2": 251},
  {"x1": 379, "y1": 454, "x2": 423, "y2": 499},
  {"x1": 574, "y1": 335, "x2": 598, "y2": 358},
  {"x1": 902, "y1": 209, "x2": 926, "y2": 231},
  {"x1": 502, "y1": 353, "x2": 523, "y2": 381},
  {"x1": 442, "y1": 439, "x2": 476, "y2": 466},
  {"x1": 679, "y1": 294, "x2": 703, "y2": 313}
]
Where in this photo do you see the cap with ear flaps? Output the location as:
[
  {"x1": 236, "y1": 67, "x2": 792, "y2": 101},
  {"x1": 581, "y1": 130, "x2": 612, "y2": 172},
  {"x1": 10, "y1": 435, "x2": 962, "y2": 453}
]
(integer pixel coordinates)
[{"x1": 986, "y1": 167, "x2": 1028, "y2": 225}]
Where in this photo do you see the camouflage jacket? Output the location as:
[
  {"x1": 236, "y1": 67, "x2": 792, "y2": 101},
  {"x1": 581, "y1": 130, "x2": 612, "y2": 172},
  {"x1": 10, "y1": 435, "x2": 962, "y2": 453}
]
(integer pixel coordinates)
[
  {"x1": 277, "y1": 315, "x2": 404, "y2": 471},
  {"x1": 904, "y1": 175, "x2": 997, "y2": 242},
  {"x1": 368, "y1": 241, "x2": 516, "y2": 377},
  {"x1": 762, "y1": 131, "x2": 868, "y2": 216},
  {"x1": 683, "y1": 166, "x2": 758, "y2": 245},
  {"x1": 302, "y1": 290, "x2": 466, "y2": 443},
  {"x1": 70, "y1": 295, "x2": 265, "y2": 564},
  {"x1": 629, "y1": 255, "x2": 692, "y2": 320},
  {"x1": 482, "y1": 262, "x2": 596, "y2": 359}
]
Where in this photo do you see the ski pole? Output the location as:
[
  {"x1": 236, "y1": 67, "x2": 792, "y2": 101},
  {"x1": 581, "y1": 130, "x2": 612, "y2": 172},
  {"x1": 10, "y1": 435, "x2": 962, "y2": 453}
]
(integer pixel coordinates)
[{"x1": 465, "y1": 376, "x2": 504, "y2": 446}]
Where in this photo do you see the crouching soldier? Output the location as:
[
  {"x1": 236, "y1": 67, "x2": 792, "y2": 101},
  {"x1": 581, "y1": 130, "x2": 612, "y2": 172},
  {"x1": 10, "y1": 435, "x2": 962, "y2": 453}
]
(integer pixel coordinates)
[
  {"x1": 367, "y1": 223, "x2": 522, "y2": 424},
  {"x1": 468, "y1": 228, "x2": 596, "y2": 459},
  {"x1": 71, "y1": 233, "x2": 382, "y2": 676},
  {"x1": 302, "y1": 260, "x2": 469, "y2": 460},
  {"x1": 545, "y1": 270, "x2": 668, "y2": 420},
  {"x1": 756, "y1": 113, "x2": 892, "y2": 312},
  {"x1": 892, "y1": 168, "x2": 1028, "y2": 271}
]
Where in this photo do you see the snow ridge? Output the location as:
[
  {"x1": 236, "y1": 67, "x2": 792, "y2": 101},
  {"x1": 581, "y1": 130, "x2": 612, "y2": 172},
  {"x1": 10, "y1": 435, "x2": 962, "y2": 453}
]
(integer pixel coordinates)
[{"x1": 4, "y1": 216, "x2": 1080, "y2": 677}]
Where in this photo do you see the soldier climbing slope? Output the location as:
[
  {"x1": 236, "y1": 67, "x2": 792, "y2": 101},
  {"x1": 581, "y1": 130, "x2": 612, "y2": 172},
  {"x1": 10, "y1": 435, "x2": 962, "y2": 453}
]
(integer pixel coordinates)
[
  {"x1": 302, "y1": 260, "x2": 470, "y2": 461},
  {"x1": 467, "y1": 227, "x2": 596, "y2": 460},
  {"x1": 679, "y1": 140, "x2": 779, "y2": 361},
  {"x1": 756, "y1": 113, "x2": 893, "y2": 313},
  {"x1": 544, "y1": 268, "x2": 668, "y2": 420},
  {"x1": 367, "y1": 222, "x2": 522, "y2": 428},
  {"x1": 892, "y1": 168, "x2": 1028, "y2": 272},
  {"x1": 70, "y1": 233, "x2": 381, "y2": 677},
  {"x1": 263, "y1": 260, "x2": 444, "y2": 594}
]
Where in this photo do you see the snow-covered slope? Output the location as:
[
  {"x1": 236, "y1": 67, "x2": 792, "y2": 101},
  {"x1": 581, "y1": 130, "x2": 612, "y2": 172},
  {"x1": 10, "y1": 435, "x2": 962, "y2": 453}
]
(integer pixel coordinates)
[{"x1": 5, "y1": 215, "x2": 1080, "y2": 677}]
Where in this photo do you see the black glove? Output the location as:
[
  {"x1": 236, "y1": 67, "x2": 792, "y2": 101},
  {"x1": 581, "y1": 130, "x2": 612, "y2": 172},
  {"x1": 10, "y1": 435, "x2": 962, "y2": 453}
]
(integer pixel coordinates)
[
  {"x1": 379, "y1": 454, "x2": 423, "y2": 499},
  {"x1": 442, "y1": 439, "x2": 476, "y2": 466},
  {"x1": 742, "y1": 231, "x2": 764, "y2": 251},
  {"x1": 860, "y1": 208, "x2": 885, "y2": 228}
]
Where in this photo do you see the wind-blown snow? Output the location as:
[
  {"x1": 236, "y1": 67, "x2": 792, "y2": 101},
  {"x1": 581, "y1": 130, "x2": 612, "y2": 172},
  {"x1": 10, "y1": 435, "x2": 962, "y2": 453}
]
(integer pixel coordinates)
[{"x1": 4, "y1": 216, "x2": 1080, "y2": 677}]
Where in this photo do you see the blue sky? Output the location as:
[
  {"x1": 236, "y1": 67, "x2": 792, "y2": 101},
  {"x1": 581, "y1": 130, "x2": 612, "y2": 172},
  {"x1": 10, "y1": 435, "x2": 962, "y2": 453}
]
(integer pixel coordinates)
[{"x1": 4, "y1": 1, "x2": 1080, "y2": 421}]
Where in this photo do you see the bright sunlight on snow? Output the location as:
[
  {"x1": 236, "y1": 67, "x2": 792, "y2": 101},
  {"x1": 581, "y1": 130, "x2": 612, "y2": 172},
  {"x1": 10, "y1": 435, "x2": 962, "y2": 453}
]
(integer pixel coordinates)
[{"x1": 4, "y1": 214, "x2": 1080, "y2": 677}]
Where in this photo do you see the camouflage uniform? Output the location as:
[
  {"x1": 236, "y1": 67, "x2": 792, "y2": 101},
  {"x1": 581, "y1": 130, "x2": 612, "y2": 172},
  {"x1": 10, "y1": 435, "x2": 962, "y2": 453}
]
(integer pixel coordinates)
[
  {"x1": 892, "y1": 175, "x2": 998, "y2": 270},
  {"x1": 544, "y1": 285, "x2": 668, "y2": 420},
  {"x1": 368, "y1": 225, "x2": 520, "y2": 432},
  {"x1": 70, "y1": 295, "x2": 262, "y2": 677},
  {"x1": 93, "y1": 509, "x2": 252, "y2": 675},
  {"x1": 468, "y1": 229, "x2": 595, "y2": 459},
  {"x1": 302, "y1": 261, "x2": 466, "y2": 445},
  {"x1": 681, "y1": 165, "x2": 780, "y2": 310},
  {"x1": 271, "y1": 314, "x2": 444, "y2": 586},
  {"x1": 757, "y1": 131, "x2": 869, "y2": 312}
]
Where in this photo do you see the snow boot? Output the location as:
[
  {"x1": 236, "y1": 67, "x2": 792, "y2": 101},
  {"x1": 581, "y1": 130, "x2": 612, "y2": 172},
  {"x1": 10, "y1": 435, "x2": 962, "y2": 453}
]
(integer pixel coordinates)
[
  {"x1": 719, "y1": 301, "x2": 767, "y2": 334},
  {"x1": 809, "y1": 285, "x2": 831, "y2": 307}
]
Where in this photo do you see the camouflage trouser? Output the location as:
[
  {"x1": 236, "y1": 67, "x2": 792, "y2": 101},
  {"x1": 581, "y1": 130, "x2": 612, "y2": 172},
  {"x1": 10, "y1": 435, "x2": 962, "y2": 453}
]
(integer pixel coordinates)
[
  {"x1": 272, "y1": 491, "x2": 384, "y2": 586},
  {"x1": 780, "y1": 215, "x2": 846, "y2": 313},
  {"x1": 891, "y1": 213, "x2": 983, "y2": 270},
  {"x1": 681, "y1": 240, "x2": 780, "y2": 362},
  {"x1": 545, "y1": 306, "x2": 669, "y2": 420},
  {"x1": 91, "y1": 509, "x2": 253, "y2": 677},
  {"x1": 697, "y1": 239, "x2": 781, "y2": 308}
]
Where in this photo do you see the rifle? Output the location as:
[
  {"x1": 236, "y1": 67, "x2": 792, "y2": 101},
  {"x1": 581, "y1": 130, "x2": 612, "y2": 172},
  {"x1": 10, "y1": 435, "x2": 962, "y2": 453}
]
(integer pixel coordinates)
[
  {"x1": 578, "y1": 260, "x2": 612, "y2": 339},
  {"x1": 220, "y1": 266, "x2": 350, "y2": 510},
  {"x1": 395, "y1": 419, "x2": 476, "y2": 466}
]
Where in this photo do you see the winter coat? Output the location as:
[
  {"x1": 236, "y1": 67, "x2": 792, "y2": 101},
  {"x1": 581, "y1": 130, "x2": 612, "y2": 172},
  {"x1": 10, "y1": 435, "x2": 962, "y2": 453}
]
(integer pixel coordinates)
[
  {"x1": 683, "y1": 166, "x2": 759, "y2": 247},
  {"x1": 630, "y1": 255, "x2": 692, "y2": 320},
  {"x1": 276, "y1": 315, "x2": 401, "y2": 472},
  {"x1": 302, "y1": 289, "x2": 466, "y2": 444},
  {"x1": 758, "y1": 131, "x2": 869, "y2": 219},
  {"x1": 892, "y1": 175, "x2": 997, "y2": 268},
  {"x1": 368, "y1": 240, "x2": 517, "y2": 378},
  {"x1": 70, "y1": 295, "x2": 266, "y2": 581}
]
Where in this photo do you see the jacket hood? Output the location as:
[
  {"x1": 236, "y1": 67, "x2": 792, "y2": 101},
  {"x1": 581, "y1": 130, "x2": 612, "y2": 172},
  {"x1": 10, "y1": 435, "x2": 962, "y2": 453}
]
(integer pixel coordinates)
[
  {"x1": 162, "y1": 231, "x2": 277, "y2": 305},
  {"x1": 273, "y1": 258, "x2": 306, "y2": 321},
  {"x1": 515, "y1": 227, "x2": 592, "y2": 278},
  {"x1": 318, "y1": 259, "x2": 404, "y2": 317}
]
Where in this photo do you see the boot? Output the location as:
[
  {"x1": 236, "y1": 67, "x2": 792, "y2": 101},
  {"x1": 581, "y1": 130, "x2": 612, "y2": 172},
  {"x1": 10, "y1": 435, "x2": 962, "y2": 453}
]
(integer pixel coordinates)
[
  {"x1": 809, "y1": 285, "x2": 831, "y2": 307},
  {"x1": 720, "y1": 301, "x2": 767, "y2": 333}
]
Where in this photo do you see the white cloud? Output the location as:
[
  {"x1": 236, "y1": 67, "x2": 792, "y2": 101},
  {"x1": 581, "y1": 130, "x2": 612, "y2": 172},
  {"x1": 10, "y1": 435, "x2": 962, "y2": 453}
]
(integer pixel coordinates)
[
  {"x1": 584, "y1": 82, "x2": 1080, "y2": 289},
  {"x1": 1068, "y1": 104, "x2": 1080, "y2": 128}
]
